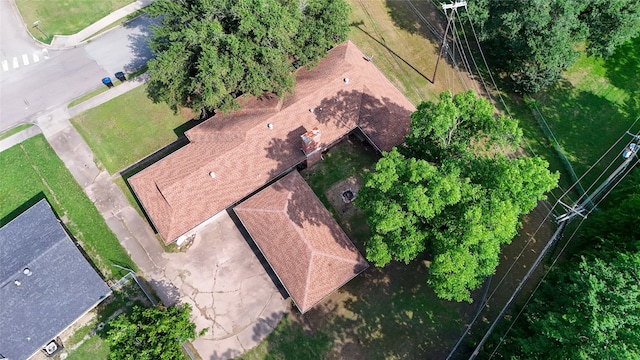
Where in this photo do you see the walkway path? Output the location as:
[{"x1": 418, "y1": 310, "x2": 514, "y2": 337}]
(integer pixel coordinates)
[{"x1": 1, "y1": 3, "x2": 287, "y2": 358}]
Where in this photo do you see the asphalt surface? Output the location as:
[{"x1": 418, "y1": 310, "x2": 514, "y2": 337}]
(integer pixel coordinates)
[
  {"x1": 0, "y1": 0, "x2": 41, "y2": 65},
  {"x1": 0, "y1": 15, "x2": 154, "y2": 131}
]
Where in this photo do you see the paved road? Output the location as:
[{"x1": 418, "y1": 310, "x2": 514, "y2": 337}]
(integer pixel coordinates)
[
  {"x1": 0, "y1": 0, "x2": 42, "y2": 75},
  {"x1": 0, "y1": 15, "x2": 154, "y2": 131}
]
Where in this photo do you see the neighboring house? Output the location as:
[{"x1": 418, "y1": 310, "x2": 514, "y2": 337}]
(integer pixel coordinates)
[
  {"x1": 129, "y1": 40, "x2": 415, "y2": 313},
  {"x1": 0, "y1": 200, "x2": 111, "y2": 360}
]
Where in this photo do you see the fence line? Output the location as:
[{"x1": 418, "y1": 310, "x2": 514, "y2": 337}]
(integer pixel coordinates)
[{"x1": 110, "y1": 266, "x2": 196, "y2": 360}]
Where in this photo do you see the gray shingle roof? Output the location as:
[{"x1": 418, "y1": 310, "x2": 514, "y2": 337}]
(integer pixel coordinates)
[{"x1": 0, "y1": 200, "x2": 111, "y2": 360}]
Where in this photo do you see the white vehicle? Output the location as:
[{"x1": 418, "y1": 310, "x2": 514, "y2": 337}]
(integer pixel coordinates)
[{"x1": 622, "y1": 143, "x2": 637, "y2": 159}]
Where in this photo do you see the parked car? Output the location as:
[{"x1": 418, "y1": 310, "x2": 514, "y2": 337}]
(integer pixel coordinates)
[{"x1": 622, "y1": 143, "x2": 636, "y2": 159}]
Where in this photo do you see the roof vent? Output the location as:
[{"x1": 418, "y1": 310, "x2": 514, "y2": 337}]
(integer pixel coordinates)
[
  {"x1": 344, "y1": 77, "x2": 349, "y2": 84},
  {"x1": 209, "y1": 171, "x2": 216, "y2": 179},
  {"x1": 14, "y1": 280, "x2": 21, "y2": 286},
  {"x1": 23, "y1": 268, "x2": 33, "y2": 276},
  {"x1": 309, "y1": 108, "x2": 314, "y2": 113},
  {"x1": 267, "y1": 123, "x2": 273, "y2": 129}
]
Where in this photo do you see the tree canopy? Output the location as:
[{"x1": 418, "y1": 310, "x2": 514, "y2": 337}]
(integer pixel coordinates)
[
  {"x1": 145, "y1": 0, "x2": 350, "y2": 114},
  {"x1": 356, "y1": 91, "x2": 558, "y2": 302},
  {"x1": 105, "y1": 304, "x2": 196, "y2": 360},
  {"x1": 467, "y1": 0, "x2": 640, "y2": 94},
  {"x1": 487, "y1": 171, "x2": 640, "y2": 358}
]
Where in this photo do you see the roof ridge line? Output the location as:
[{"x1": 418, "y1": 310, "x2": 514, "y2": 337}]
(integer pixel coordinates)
[
  {"x1": 312, "y1": 250, "x2": 364, "y2": 264},
  {"x1": 0, "y1": 234, "x2": 66, "y2": 288},
  {"x1": 301, "y1": 251, "x2": 315, "y2": 312}
]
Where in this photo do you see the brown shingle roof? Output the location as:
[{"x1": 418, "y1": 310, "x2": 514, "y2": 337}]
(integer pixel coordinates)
[
  {"x1": 234, "y1": 171, "x2": 368, "y2": 313},
  {"x1": 129, "y1": 41, "x2": 415, "y2": 242}
]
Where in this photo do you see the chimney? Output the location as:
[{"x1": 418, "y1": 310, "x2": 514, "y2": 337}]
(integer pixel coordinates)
[{"x1": 301, "y1": 127, "x2": 322, "y2": 167}]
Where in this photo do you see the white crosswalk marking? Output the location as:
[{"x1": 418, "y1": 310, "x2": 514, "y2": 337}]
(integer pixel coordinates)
[{"x1": 1, "y1": 50, "x2": 50, "y2": 75}]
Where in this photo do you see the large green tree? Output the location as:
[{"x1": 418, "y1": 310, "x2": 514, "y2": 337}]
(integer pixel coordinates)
[
  {"x1": 467, "y1": 0, "x2": 640, "y2": 94},
  {"x1": 145, "y1": 0, "x2": 350, "y2": 114},
  {"x1": 105, "y1": 304, "x2": 196, "y2": 360},
  {"x1": 356, "y1": 91, "x2": 558, "y2": 302},
  {"x1": 510, "y1": 253, "x2": 640, "y2": 359},
  {"x1": 485, "y1": 170, "x2": 640, "y2": 359}
]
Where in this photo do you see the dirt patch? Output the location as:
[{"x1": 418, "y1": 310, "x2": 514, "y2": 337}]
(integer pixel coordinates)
[{"x1": 325, "y1": 176, "x2": 363, "y2": 221}]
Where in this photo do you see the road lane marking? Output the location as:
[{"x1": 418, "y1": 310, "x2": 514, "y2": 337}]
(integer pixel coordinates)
[
  {"x1": 42, "y1": 49, "x2": 49, "y2": 59},
  {"x1": 2, "y1": 60, "x2": 8, "y2": 71},
  {"x1": 33, "y1": 53, "x2": 40, "y2": 63},
  {"x1": 12, "y1": 57, "x2": 19, "y2": 68},
  {"x1": 22, "y1": 54, "x2": 29, "y2": 65}
]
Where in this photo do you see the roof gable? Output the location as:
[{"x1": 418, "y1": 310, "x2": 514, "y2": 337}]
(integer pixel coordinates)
[
  {"x1": 234, "y1": 171, "x2": 368, "y2": 313},
  {"x1": 0, "y1": 200, "x2": 111, "y2": 360}
]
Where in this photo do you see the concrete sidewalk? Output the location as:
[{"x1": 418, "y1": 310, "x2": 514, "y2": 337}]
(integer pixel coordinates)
[
  {"x1": 49, "y1": 0, "x2": 154, "y2": 49},
  {"x1": 0, "y1": 125, "x2": 42, "y2": 152},
  {"x1": 0, "y1": 72, "x2": 286, "y2": 360}
]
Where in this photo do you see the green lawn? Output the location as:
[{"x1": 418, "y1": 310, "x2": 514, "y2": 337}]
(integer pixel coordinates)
[
  {"x1": 71, "y1": 85, "x2": 196, "y2": 175},
  {"x1": 0, "y1": 123, "x2": 33, "y2": 141},
  {"x1": 534, "y1": 37, "x2": 640, "y2": 194},
  {"x1": 65, "y1": 335, "x2": 110, "y2": 360},
  {"x1": 0, "y1": 135, "x2": 136, "y2": 279},
  {"x1": 347, "y1": 0, "x2": 469, "y2": 105},
  {"x1": 301, "y1": 137, "x2": 378, "y2": 244},
  {"x1": 15, "y1": 0, "x2": 133, "y2": 44}
]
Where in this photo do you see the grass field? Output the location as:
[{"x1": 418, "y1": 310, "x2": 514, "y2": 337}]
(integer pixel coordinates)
[
  {"x1": 15, "y1": 0, "x2": 133, "y2": 43},
  {"x1": 347, "y1": 0, "x2": 470, "y2": 105},
  {"x1": 71, "y1": 85, "x2": 196, "y2": 175},
  {"x1": 0, "y1": 135, "x2": 136, "y2": 279},
  {"x1": 0, "y1": 123, "x2": 33, "y2": 141},
  {"x1": 535, "y1": 36, "x2": 640, "y2": 196}
]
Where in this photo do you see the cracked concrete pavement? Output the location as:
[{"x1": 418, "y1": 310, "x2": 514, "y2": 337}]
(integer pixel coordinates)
[{"x1": 26, "y1": 99, "x2": 287, "y2": 359}]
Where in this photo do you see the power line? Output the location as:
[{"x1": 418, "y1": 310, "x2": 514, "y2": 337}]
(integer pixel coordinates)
[
  {"x1": 487, "y1": 215, "x2": 588, "y2": 359},
  {"x1": 470, "y1": 131, "x2": 640, "y2": 358},
  {"x1": 454, "y1": 8, "x2": 492, "y2": 102}
]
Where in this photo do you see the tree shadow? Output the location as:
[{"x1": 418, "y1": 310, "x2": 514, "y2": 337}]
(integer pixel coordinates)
[
  {"x1": 282, "y1": 256, "x2": 476, "y2": 360},
  {"x1": 536, "y1": 78, "x2": 638, "y2": 188},
  {"x1": 602, "y1": 36, "x2": 640, "y2": 119},
  {"x1": 352, "y1": 23, "x2": 433, "y2": 83},
  {"x1": 385, "y1": 0, "x2": 446, "y2": 44},
  {"x1": 250, "y1": 311, "x2": 287, "y2": 343},
  {"x1": 147, "y1": 278, "x2": 181, "y2": 307},
  {"x1": 123, "y1": 14, "x2": 157, "y2": 73}
]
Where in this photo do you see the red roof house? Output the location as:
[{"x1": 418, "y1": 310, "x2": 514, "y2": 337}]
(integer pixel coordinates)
[
  {"x1": 129, "y1": 41, "x2": 415, "y2": 243},
  {"x1": 234, "y1": 171, "x2": 369, "y2": 313}
]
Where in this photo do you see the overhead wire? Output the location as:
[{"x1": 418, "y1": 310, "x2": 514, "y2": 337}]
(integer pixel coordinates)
[
  {"x1": 450, "y1": 14, "x2": 476, "y2": 92},
  {"x1": 487, "y1": 215, "x2": 589, "y2": 359},
  {"x1": 488, "y1": 141, "x2": 640, "y2": 358},
  {"x1": 556, "y1": 119, "x2": 638, "y2": 206},
  {"x1": 455, "y1": 7, "x2": 492, "y2": 102}
]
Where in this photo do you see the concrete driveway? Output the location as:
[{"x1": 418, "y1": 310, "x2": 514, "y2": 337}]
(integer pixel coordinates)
[{"x1": 158, "y1": 211, "x2": 288, "y2": 360}]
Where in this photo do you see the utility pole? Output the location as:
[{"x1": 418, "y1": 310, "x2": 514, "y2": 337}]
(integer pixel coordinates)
[
  {"x1": 433, "y1": 1, "x2": 467, "y2": 83},
  {"x1": 467, "y1": 131, "x2": 640, "y2": 359}
]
